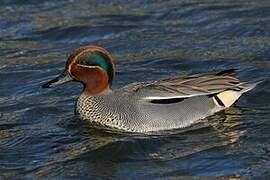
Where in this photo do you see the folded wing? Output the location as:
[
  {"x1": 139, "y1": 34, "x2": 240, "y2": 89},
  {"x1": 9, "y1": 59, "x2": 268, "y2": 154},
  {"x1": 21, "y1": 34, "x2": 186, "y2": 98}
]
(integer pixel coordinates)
[{"x1": 123, "y1": 69, "x2": 246, "y2": 101}]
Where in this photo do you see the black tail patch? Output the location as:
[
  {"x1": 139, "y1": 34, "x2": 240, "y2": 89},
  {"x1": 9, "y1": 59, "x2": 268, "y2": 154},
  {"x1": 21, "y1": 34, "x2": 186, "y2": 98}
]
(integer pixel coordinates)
[{"x1": 214, "y1": 96, "x2": 225, "y2": 107}]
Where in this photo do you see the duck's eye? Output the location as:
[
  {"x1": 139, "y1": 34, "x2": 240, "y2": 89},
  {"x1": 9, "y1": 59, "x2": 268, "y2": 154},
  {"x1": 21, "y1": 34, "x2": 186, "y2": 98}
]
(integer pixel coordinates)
[
  {"x1": 77, "y1": 52, "x2": 97, "y2": 66},
  {"x1": 77, "y1": 59, "x2": 86, "y2": 65}
]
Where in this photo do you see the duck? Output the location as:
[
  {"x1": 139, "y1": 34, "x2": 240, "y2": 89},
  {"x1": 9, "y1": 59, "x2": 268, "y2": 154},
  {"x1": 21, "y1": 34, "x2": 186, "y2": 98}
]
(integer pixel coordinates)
[{"x1": 42, "y1": 45, "x2": 258, "y2": 133}]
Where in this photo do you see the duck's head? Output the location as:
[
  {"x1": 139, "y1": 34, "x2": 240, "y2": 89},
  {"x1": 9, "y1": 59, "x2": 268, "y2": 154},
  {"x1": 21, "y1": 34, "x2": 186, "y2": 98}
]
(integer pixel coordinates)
[{"x1": 42, "y1": 45, "x2": 115, "y2": 95}]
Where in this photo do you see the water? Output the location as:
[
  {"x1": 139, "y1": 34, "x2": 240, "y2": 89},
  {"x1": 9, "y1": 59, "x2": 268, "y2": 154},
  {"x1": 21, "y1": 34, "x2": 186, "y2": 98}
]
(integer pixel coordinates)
[{"x1": 0, "y1": 0, "x2": 270, "y2": 178}]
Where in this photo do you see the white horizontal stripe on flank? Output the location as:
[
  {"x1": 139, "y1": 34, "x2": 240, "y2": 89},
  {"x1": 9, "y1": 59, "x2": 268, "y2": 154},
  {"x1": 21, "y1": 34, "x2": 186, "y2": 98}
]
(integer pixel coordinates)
[{"x1": 143, "y1": 95, "x2": 192, "y2": 100}]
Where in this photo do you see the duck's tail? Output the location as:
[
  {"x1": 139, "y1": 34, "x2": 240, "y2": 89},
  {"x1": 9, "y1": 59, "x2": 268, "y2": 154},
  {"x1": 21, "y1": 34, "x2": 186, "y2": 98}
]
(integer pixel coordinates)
[
  {"x1": 214, "y1": 80, "x2": 262, "y2": 108},
  {"x1": 240, "y1": 80, "x2": 263, "y2": 93}
]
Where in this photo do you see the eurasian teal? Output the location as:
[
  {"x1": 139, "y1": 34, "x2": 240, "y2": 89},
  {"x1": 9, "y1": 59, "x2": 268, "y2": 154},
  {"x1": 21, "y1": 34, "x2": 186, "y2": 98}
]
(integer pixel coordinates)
[{"x1": 43, "y1": 45, "x2": 258, "y2": 132}]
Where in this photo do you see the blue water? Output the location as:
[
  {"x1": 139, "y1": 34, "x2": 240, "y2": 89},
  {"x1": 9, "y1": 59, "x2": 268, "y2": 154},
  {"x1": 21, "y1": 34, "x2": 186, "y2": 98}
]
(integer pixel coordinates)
[{"x1": 0, "y1": 0, "x2": 270, "y2": 178}]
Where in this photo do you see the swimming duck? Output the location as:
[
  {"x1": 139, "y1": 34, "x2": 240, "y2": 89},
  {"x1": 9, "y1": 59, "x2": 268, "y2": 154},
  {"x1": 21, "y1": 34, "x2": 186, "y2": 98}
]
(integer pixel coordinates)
[{"x1": 43, "y1": 45, "x2": 257, "y2": 132}]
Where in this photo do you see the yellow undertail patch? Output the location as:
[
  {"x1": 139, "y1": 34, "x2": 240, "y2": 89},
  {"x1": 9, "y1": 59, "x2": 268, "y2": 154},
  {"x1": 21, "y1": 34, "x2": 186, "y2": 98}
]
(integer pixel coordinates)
[{"x1": 213, "y1": 90, "x2": 241, "y2": 108}]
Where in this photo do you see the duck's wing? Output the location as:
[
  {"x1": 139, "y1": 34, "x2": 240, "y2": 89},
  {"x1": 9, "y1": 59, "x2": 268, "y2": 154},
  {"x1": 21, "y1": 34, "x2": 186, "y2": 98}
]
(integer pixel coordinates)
[{"x1": 122, "y1": 69, "x2": 255, "y2": 104}]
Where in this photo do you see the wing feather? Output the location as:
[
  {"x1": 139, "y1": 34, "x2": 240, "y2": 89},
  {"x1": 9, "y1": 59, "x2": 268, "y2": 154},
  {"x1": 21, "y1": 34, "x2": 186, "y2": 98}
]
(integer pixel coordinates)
[{"x1": 121, "y1": 69, "x2": 245, "y2": 100}]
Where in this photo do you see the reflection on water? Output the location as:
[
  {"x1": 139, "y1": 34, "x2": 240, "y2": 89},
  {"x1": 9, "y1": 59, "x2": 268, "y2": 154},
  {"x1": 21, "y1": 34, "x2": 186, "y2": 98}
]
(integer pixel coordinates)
[
  {"x1": 28, "y1": 107, "x2": 247, "y2": 178},
  {"x1": 0, "y1": 0, "x2": 270, "y2": 178}
]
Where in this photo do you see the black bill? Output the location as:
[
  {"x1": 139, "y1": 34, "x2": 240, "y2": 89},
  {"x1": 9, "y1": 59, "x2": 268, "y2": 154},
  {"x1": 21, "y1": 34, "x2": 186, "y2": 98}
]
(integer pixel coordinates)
[{"x1": 42, "y1": 70, "x2": 73, "y2": 88}]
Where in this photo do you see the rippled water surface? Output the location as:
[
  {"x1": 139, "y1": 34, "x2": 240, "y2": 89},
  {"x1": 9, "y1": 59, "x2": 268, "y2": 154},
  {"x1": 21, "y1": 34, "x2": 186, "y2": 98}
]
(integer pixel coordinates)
[{"x1": 1, "y1": 0, "x2": 270, "y2": 178}]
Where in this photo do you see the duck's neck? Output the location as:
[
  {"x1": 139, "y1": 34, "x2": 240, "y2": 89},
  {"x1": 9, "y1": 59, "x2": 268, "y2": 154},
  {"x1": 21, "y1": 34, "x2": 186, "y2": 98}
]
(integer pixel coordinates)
[
  {"x1": 83, "y1": 84, "x2": 112, "y2": 96},
  {"x1": 82, "y1": 68, "x2": 111, "y2": 96}
]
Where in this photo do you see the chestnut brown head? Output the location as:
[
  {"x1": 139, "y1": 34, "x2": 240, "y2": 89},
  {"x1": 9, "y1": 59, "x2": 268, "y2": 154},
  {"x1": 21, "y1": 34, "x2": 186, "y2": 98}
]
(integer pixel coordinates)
[{"x1": 43, "y1": 45, "x2": 115, "y2": 95}]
